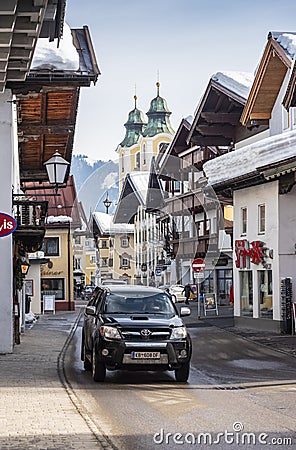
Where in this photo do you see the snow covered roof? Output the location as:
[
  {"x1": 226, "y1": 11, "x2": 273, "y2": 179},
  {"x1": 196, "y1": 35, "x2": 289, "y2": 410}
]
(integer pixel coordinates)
[
  {"x1": 203, "y1": 129, "x2": 296, "y2": 186},
  {"x1": 93, "y1": 212, "x2": 134, "y2": 235},
  {"x1": 32, "y1": 23, "x2": 79, "y2": 71},
  {"x1": 128, "y1": 171, "x2": 150, "y2": 204},
  {"x1": 46, "y1": 215, "x2": 73, "y2": 224},
  {"x1": 270, "y1": 32, "x2": 296, "y2": 60},
  {"x1": 211, "y1": 71, "x2": 254, "y2": 100}
]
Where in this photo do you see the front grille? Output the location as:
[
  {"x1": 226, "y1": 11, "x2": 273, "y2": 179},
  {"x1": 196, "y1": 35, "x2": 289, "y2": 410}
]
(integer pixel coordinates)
[{"x1": 121, "y1": 328, "x2": 171, "y2": 341}]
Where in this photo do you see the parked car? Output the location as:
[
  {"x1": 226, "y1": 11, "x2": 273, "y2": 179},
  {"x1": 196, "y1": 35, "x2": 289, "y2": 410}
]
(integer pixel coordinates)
[{"x1": 81, "y1": 285, "x2": 192, "y2": 382}]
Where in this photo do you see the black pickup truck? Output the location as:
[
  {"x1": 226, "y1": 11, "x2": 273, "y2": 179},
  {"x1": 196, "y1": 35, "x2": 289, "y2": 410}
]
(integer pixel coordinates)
[{"x1": 81, "y1": 285, "x2": 192, "y2": 382}]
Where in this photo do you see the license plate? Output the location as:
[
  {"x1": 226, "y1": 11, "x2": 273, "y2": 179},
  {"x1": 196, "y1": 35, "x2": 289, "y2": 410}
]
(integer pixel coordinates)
[{"x1": 131, "y1": 351, "x2": 160, "y2": 359}]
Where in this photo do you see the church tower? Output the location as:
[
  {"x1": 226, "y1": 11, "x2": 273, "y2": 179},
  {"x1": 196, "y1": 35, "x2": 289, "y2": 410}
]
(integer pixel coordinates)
[
  {"x1": 116, "y1": 95, "x2": 147, "y2": 192},
  {"x1": 116, "y1": 83, "x2": 174, "y2": 193}
]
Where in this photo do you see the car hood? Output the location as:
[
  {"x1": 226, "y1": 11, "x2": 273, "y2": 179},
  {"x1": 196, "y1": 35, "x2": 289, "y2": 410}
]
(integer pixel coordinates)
[{"x1": 102, "y1": 314, "x2": 185, "y2": 328}]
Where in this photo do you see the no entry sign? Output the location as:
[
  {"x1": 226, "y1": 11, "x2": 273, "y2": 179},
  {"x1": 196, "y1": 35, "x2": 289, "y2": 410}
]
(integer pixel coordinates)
[{"x1": 191, "y1": 258, "x2": 205, "y2": 273}]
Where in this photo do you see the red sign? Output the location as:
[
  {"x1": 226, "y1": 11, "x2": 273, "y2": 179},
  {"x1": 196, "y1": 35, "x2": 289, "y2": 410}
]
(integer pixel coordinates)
[
  {"x1": 234, "y1": 239, "x2": 272, "y2": 269},
  {"x1": 192, "y1": 258, "x2": 205, "y2": 272},
  {"x1": 0, "y1": 212, "x2": 17, "y2": 237}
]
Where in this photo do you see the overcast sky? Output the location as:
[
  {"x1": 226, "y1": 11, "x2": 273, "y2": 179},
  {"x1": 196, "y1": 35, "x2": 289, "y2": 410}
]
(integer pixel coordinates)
[{"x1": 65, "y1": 0, "x2": 296, "y2": 163}]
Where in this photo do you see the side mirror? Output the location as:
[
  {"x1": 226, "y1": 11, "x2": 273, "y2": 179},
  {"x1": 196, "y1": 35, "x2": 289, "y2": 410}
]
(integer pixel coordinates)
[
  {"x1": 180, "y1": 306, "x2": 191, "y2": 317},
  {"x1": 85, "y1": 305, "x2": 96, "y2": 316}
]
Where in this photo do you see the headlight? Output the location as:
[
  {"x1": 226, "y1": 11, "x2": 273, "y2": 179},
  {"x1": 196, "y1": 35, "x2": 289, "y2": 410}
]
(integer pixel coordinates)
[
  {"x1": 170, "y1": 326, "x2": 187, "y2": 339},
  {"x1": 100, "y1": 325, "x2": 121, "y2": 340}
]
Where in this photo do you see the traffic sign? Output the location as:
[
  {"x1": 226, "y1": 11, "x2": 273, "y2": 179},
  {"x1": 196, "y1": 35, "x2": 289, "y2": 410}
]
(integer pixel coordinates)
[
  {"x1": 194, "y1": 272, "x2": 204, "y2": 279},
  {"x1": 192, "y1": 258, "x2": 205, "y2": 272},
  {"x1": 155, "y1": 267, "x2": 162, "y2": 276}
]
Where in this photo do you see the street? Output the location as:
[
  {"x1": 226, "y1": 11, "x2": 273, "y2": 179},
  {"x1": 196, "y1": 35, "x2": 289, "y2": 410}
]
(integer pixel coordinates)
[{"x1": 64, "y1": 307, "x2": 296, "y2": 450}]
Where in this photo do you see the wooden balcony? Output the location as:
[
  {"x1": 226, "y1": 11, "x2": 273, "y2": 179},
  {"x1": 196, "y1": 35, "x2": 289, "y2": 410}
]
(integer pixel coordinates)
[{"x1": 13, "y1": 197, "x2": 48, "y2": 252}]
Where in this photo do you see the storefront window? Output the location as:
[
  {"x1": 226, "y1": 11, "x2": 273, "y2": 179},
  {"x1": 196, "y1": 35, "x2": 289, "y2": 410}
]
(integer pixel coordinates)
[
  {"x1": 201, "y1": 270, "x2": 214, "y2": 295},
  {"x1": 217, "y1": 269, "x2": 233, "y2": 305},
  {"x1": 240, "y1": 271, "x2": 253, "y2": 316},
  {"x1": 41, "y1": 278, "x2": 65, "y2": 300},
  {"x1": 258, "y1": 270, "x2": 273, "y2": 318}
]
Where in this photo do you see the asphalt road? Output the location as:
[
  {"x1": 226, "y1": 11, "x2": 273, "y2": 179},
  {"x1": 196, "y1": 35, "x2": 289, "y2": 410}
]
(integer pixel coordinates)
[{"x1": 64, "y1": 308, "x2": 296, "y2": 450}]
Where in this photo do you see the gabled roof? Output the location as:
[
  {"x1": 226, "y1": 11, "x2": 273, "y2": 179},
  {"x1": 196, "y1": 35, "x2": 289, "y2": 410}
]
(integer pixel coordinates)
[
  {"x1": 93, "y1": 212, "x2": 134, "y2": 236},
  {"x1": 283, "y1": 59, "x2": 296, "y2": 109},
  {"x1": 187, "y1": 71, "x2": 253, "y2": 147},
  {"x1": 113, "y1": 172, "x2": 150, "y2": 223},
  {"x1": 157, "y1": 116, "x2": 192, "y2": 180},
  {"x1": 241, "y1": 32, "x2": 295, "y2": 126},
  {"x1": 146, "y1": 158, "x2": 165, "y2": 213}
]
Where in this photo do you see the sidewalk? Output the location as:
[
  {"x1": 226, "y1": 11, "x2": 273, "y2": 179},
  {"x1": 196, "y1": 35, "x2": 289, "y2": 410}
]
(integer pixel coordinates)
[
  {"x1": 0, "y1": 309, "x2": 110, "y2": 450},
  {"x1": 181, "y1": 301, "x2": 296, "y2": 358}
]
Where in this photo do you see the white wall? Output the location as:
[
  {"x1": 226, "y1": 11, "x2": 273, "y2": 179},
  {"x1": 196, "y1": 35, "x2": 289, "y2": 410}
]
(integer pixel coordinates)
[
  {"x1": 0, "y1": 90, "x2": 15, "y2": 353},
  {"x1": 233, "y1": 182, "x2": 279, "y2": 319},
  {"x1": 278, "y1": 184, "x2": 296, "y2": 307},
  {"x1": 28, "y1": 264, "x2": 42, "y2": 314}
]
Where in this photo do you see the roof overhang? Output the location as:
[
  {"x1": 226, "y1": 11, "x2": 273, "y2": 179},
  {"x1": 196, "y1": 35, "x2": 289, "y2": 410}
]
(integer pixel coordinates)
[
  {"x1": 187, "y1": 79, "x2": 246, "y2": 147},
  {"x1": 241, "y1": 38, "x2": 291, "y2": 126},
  {"x1": 0, "y1": 0, "x2": 66, "y2": 93}
]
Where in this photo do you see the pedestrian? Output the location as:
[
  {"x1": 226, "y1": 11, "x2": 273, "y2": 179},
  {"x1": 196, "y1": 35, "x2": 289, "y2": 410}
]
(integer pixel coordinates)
[
  {"x1": 229, "y1": 284, "x2": 234, "y2": 306},
  {"x1": 182, "y1": 283, "x2": 193, "y2": 305}
]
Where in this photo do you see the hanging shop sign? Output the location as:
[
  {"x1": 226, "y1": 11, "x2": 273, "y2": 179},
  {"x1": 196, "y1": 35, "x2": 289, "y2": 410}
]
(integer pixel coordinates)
[
  {"x1": 234, "y1": 239, "x2": 273, "y2": 269},
  {"x1": 0, "y1": 212, "x2": 17, "y2": 237}
]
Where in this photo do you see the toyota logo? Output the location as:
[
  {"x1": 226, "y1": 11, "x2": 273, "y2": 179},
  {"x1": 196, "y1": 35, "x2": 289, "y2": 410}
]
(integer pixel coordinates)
[{"x1": 140, "y1": 329, "x2": 152, "y2": 337}]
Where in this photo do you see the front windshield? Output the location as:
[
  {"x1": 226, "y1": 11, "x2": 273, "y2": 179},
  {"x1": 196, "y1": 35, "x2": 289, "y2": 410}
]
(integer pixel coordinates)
[{"x1": 104, "y1": 292, "x2": 176, "y2": 315}]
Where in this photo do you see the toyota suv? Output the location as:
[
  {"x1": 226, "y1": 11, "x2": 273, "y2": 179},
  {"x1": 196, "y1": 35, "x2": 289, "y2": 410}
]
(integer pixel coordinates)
[{"x1": 81, "y1": 285, "x2": 192, "y2": 382}]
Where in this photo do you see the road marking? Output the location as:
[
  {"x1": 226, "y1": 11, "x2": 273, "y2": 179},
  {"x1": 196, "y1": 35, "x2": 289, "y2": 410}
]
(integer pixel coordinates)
[{"x1": 136, "y1": 385, "x2": 205, "y2": 416}]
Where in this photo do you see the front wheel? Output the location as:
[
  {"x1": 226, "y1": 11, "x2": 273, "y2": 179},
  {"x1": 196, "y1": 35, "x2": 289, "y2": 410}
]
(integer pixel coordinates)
[
  {"x1": 175, "y1": 362, "x2": 190, "y2": 382},
  {"x1": 92, "y1": 346, "x2": 106, "y2": 382}
]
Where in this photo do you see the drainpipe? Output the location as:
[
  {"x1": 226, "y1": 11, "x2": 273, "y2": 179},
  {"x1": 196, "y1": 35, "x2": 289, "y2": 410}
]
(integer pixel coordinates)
[{"x1": 67, "y1": 224, "x2": 71, "y2": 311}]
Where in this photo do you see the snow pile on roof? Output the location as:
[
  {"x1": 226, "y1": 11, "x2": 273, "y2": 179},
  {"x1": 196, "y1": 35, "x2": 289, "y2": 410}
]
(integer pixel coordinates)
[
  {"x1": 277, "y1": 33, "x2": 296, "y2": 60},
  {"x1": 211, "y1": 71, "x2": 254, "y2": 99},
  {"x1": 204, "y1": 129, "x2": 296, "y2": 185},
  {"x1": 46, "y1": 215, "x2": 73, "y2": 224},
  {"x1": 31, "y1": 23, "x2": 79, "y2": 71},
  {"x1": 129, "y1": 171, "x2": 150, "y2": 204},
  {"x1": 93, "y1": 212, "x2": 134, "y2": 234}
]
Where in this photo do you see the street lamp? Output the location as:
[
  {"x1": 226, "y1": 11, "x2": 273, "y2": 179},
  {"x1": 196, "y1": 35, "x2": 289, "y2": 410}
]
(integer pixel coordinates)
[
  {"x1": 20, "y1": 261, "x2": 30, "y2": 276},
  {"x1": 103, "y1": 193, "x2": 112, "y2": 214},
  {"x1": 44, "y1": 150, "x2": 70, "y2": 193}
]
